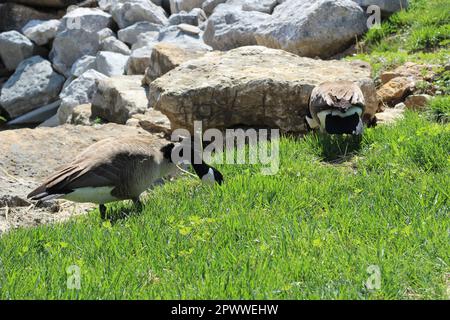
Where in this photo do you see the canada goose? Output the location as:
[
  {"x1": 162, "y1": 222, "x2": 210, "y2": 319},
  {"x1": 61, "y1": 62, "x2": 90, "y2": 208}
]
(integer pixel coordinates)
[
  {"x1": 306, "y1": 81, "x2": 366, "y2": 135},
  {"x1": 27, "y1": 136, "x2": 223, "y2": 219}
]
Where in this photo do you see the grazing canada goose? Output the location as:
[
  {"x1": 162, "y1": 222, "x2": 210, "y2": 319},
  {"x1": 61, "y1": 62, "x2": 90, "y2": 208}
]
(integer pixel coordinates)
[
  {"x1": 306, "y1": 81, "x2": 366, "y2": 135},
  {"x1": 27, "y1": 136, "x2": 223, "y2": 219}
]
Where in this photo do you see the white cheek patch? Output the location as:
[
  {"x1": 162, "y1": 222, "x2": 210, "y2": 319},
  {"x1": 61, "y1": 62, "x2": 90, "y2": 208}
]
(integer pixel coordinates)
[
  {"x1": 306, "y1": 115, "x2": 320, "y2": 129},
  {"x1": 317, "y1": 107, "x2": 363, "y2": 131},
  {"x1": 201, "y1": 168, "x2": 216, "y2": 185}
]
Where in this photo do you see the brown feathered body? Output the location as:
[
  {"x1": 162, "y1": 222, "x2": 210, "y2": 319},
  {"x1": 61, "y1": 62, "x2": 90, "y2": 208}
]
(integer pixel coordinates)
[{"x1": 27, "y1": 136, "x2": 178, "y2": 204}]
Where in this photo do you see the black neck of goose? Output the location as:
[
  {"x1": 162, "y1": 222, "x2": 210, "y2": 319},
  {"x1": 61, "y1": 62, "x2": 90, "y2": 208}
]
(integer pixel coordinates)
[{"x1": 192, "y1": 161, "x2": 210, "y2": 179}]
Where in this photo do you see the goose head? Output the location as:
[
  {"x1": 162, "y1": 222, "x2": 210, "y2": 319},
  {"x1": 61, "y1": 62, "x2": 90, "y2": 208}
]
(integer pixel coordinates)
[{"x1": 160, "y1": 142, "x2": 224, "y2": 185}]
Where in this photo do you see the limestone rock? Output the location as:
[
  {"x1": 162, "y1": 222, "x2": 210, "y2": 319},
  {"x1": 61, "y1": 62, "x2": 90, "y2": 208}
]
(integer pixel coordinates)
[
  {"x1": 111, "y1": 0, "x2": 168, "y2": 29},
  {"x1": 70, "y1": 55, "x2": 96, "y2": 77},
  {"x1": 57, "y1": 69, "x2": 108, "y2": 124},
  {"x1": 92, "y1": 75, "x2": 149, "y2": 124},
  {"x1": 0, "y1": 31, "x2": 35, "y2": 71},
  {"x1": 143, "y1": 42, "x2": 208, "y2": 85},
  {"x1": 50, "y1": 28, "x2": 102, "y2": 77},
  {"x1": 95, "y1": 51, "x2": 129, "y2": 76},
  {"x1": 70, "y1": 103, "x2": 93, "y2": 125},
  {"x1": 254, "y1": 0, "x2": 367, "y2": 58},
  {"x1": 150, "y1": 46, "x2": 377, "y2": 134},
  {"x1": 202, "y1": 0, "x2": 226, "y2": 16},
  {"x1": 377, "y1": 77, "x2": 415, "y2": 107},
  {"x1": 117, "y1": 21, "x2": 162, "y2": 45},
  {"x1": 100, "y1": 36, "x2": 131, "y2": 55},
  {"x1": 170, "y1": 0, "x2": 207, "y2": 14},
  {"x1": 203, "y1": 4, "x2": 268, "y2": 50},
  {"x1": 0, "y1": 56, "x2": 65, "y2": 119},
  {"x1": 22, "y1": 19, "x2": 61, "y2": 46},
  {"x1": 168, "y1": 8, "x2": 207, "y2": 26},
  {"x1": 59, "y1": 7, "x2": 113, "y2": 33}
]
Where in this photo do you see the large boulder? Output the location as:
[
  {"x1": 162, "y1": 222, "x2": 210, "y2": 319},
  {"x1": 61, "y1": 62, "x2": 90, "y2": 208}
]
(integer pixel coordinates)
[
  {"x1": 111, "y1": 0, "x2": 168, "y2": 29},
  {"x1": 143, "y1": 42, "x2": 208, "y2": 85},
  {"x1": 91, "y1": 75, "x2": 149, "y2": 124},
  {"x1": 255, "y1": 0, "x2": 368, "y2": 58},
  {"x1": 49, "y1": 8, "x2": 113, "y2": 76},
  {"x1": 50, "y1": 28, "x2": 102, "y2": 76},
  {"x1": 203, "y1": 4, "x2": 269, "y2": 51},
  {"x1": 353, "y1": 0, "x2": 408, "y2": 17},
  {"x1": 22, "y1": 19, "x2": 61, "y2": 46},
  {"x1": 57, "y1": 69, "x2": 108, "y2": 124},
  {"x1": 0, "y1": 56, "x2": 65, "y2": 119},
  {"x1": 0, "y1": 3, "x2": 64, "y2": 32},
  {"x1": 149, "y1": 46, "x2": 378, "y2": 134},
  {"x1": 0, "y1": 30, "x2": 35, "y2": 71},
  {"x1": 204, "y1": 0, "x2": 368, "y2": 58}
]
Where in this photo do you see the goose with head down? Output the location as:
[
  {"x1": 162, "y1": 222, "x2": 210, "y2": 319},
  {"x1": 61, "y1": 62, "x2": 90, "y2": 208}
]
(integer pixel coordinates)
[
  {"x1": 27, "y1": 136, "x2": 223, "y2": 219},
  {"x1": 306, "y1": 81, "x2": 366, "y2": 135}
]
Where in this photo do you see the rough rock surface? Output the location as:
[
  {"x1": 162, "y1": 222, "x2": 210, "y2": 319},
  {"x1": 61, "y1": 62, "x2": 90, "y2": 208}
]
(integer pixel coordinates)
[
  {"x1": 91, "y1": 75, "x2": 150, "y2": 124},
  {"x1": 0, "y1": 124, "x2": 156, "y2": 234},
  {"x1": 57, "y1": 69, "x2": 108, "y2": 124},
  {"x1": 59, "y1": 7, "x2": 113, "y2": 32},
  {"x1": 50, "y1": 8, "x2": 113, "y2": 76},
  {"x1": 0, "y1": 3, "x2": 64, "y2": 32},
  {"x1": 203, "y1": 4, "x2": 269, "y2": 51},
  {"x1": 111, "y1": 0, "x2": 168, "y2": 29},
  {"x1": 0, "y1": 56, "x2": 65, "y2": 119},
  {"x1": 0, "y1": 30, "x2": 35, "y2": 71},
  {"x1": 150, "y1": 46, "x2": 378, "y2": 134},
  {"x1": 70, "y1": 54, "x2": 96, "y2": 77},
  {"x1": 377, "y1": 77, "x2": 415, "y2": 107},
  {"x1": 117, "y1": 21, "x2": 162, "y2": 45},
  {"x1": 168, "y1": 8, "x2": 207, "y2": 26},
  {"x1": 143, "y1": 42, "x2": 208, "y2": 85},
  {"x1": 95, "y1": 51, "x2": 129, "y2": 76},
  {"x1": 22, "y1": 19, "x2": 61, "y2": 46},
  {"x1": 170, "y1": 0, "x2": 207, "y2": 14},
  {"x1": 254, "y1": 0, "x2": 367, "y2": 58},
  {"x1": 100, "y1": 36, "x2": 131, "y2": 55},
  {"x1": 50, "y1": 28, "x2": 102, "y2": 76}
]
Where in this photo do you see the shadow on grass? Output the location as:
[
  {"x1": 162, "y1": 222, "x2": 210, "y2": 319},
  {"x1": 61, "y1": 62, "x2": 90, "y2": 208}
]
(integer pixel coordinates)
[
  {"x1": 314, "y1": 132, "x2": 363, "y2": 164},
  {"x1": 101, "y1": 201, "x2": 143, "y2": 224}
]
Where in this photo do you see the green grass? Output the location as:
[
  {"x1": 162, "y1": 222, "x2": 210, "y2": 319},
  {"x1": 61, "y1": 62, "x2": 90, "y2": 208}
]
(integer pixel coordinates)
[
  {"x1": 0, "y1": 112, "x2": 448, "y2": 299},
  {"x1": 349, "y1": 0, "x2": 450, "y2": 82}
]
